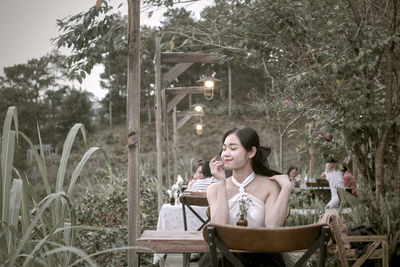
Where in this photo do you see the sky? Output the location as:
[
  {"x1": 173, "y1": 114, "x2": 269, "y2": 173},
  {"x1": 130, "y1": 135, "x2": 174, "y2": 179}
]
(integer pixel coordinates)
[{"x1": 0, "y1": 0, "x2": 212, "y2": 100}]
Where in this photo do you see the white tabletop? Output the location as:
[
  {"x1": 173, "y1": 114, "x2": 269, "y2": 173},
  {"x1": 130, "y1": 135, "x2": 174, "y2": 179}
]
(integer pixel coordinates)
[{"x1": 153, "y1": 203, "x2": 208, "y2": 263}]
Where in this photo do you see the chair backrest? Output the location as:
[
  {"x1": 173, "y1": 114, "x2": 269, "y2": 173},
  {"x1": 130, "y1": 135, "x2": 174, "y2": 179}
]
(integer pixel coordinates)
[
  {"x1": 203, "y1": 223, "x2": 328, "y2": 252},
  {"x1": 203, "y1": 223, "x2": 330, "y2": 267},
  {"x1": 180, "y1": 194, "x2": 209, "y2": 207},
  {"x1": 180, "y1": 194, "x2": 210, "y2": 231}
]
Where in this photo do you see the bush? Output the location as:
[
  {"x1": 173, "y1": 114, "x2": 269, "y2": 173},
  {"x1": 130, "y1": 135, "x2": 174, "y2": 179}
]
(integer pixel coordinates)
[{"x1": 75, "y1": 164, "x2": 159, "y2": 266}]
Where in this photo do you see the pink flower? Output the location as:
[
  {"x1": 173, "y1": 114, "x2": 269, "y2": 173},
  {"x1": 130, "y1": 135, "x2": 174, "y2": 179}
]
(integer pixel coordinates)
[
  {"x1": 322, "y1": 134, "x2": 331, "y2": 140},
  {"x1": 282, "y1": 99, "x2": 293, "y2": 104},
  {"x1": 314, "y1": 131, "x2": 319, "y2": 136}
]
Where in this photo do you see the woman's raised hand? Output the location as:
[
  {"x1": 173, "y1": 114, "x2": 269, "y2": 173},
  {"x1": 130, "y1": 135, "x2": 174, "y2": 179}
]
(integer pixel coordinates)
[
  {"x1": 209, "y1": 156, "x2": 227, "y2": 181},
  {"x1": 268, "y1": 174, "x2": 292, "y2": 190}
]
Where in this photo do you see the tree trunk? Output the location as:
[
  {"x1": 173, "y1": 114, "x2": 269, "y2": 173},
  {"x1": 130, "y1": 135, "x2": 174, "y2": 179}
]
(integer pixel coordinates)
[
  {"x1": 396, "y1": 128, "x2": 400, "y2": 198},
  {"x1": 279, "y1": 134, "x2": 283, "y2": 173},
  {"x1": 127, "y1": 0, "x2": 140, "y2": 266},
  {"x1": 375, "y1": 39, "x2": 395, "y2": 200},
  {"x1": 228, "y1": 62, "x2": 232, "y2": 118},
  {"x1": 309, "y1": 143, "x2": 315, "y2": 179}
]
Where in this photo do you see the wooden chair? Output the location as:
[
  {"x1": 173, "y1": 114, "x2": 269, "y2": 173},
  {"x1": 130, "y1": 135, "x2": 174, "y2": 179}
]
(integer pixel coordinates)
[
  {"x1": 329, "y1": 217, "x2": 389, "y2": 267},
  {"x1": 180, "y1": 193, "x2": 210, "y2": 266},
  {"x1": 203, "y1": 223, "x2": 330, "y2": 267},
  {"x1": 180, "y1": 193, "x2": 210, "y2": 231}
]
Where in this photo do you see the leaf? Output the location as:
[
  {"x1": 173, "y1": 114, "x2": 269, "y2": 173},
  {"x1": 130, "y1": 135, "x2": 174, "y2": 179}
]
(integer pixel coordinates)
[{"x1": 331, "y1": 63, "x2": 337, "y2": 74}]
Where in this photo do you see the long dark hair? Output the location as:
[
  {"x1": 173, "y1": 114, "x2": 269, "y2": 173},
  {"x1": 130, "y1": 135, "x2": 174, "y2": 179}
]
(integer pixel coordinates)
[
  {"x1": 287, "y1": 166, "x2": 298, "y2": 176},
  {"x1": 222, "y1": 126, "x2": 281, "y2": 176},
  {"x1": 201, "y1": 160, "x2": 212, "y2": 178}
]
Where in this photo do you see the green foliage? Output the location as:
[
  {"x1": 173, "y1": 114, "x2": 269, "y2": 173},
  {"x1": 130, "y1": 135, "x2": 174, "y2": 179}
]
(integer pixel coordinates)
[
  {"x1": 55, "y1": 88, "x2": 94, "y2": 135},
  {"x1": 339, "y1": 182, "x2": 400, "y2": 258},
  {"x1": 0, "y1": 106, "x2": 112, "y2": 266},
  {"x1": 75, "y1": 164, "x2": 159, "y2": 266},
  {"x1": 0, "y1": 51, "x2": 94, "y2": 149},
  {"x1": 53, "y1": 1, "x2": 120, "y2": 82},
  {"x1": 286, "y1": 191, "x2": 326, "y2": 226}
]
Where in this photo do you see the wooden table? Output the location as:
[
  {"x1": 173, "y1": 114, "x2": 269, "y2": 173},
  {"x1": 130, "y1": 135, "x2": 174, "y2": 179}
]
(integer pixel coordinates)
[{"x1": 136, "y1": 231, "x2": 209, "y2": 266}]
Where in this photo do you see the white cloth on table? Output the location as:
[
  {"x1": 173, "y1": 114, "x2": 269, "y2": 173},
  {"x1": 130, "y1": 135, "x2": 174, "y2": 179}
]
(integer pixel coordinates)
[
  {"x1": 153, "y1": 203, "x2": 208, "y2": 264},
  {"x1": 325, "y1": 170, "x2": 345, "y2": 208},
  {"x1": 228, "y1": 172, "x2": 265, "y2": 227}
]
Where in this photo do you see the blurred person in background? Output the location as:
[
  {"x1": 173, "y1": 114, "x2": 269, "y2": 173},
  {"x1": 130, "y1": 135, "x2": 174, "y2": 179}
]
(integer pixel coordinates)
[
  {"x1": 187, "y1": 160, "x2": 204, "y2": 190},
  {"x1": 286, "y1": 166, "x2": 304, "y2": 188},
  {"x1": 191, "y1": 160, "x2": 217, "y2": 192},
  {"x1": 342, "y1": 164, "x2": 357, "y2": 195},
  {"x1": 322, "y1": 160, "x2": 345, "y2": 208}
]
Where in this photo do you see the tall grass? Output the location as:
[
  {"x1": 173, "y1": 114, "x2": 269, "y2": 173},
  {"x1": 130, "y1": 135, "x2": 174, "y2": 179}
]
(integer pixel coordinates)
[{"x1": 0, "y1": 106, "x2": 112, "y2": 266}]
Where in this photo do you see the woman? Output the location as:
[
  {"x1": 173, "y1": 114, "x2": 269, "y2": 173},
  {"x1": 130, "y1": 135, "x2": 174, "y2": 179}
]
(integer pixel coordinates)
[
  {"x1": 191, "y1": 160, "x2": 217, "y2": 192},
  {"x1": 323, "y1": 160, "x2": 345, "y2": 208},
  {"x1": 287, "y1": 166, "x2": 304, "y2": 188},
  {"x1": 207, "y1": 126, "x2": 292, "y2": 228},
  {"x1": 187, "y1": 160, "x2": 204, "y2": 190}
]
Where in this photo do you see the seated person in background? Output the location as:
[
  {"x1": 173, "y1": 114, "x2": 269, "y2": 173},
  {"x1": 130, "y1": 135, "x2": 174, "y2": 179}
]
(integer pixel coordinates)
[
  {"x1": 191, "y1": 160, "x2": 217, "y2": 192},
  {"x1": 286, "y1": 166, "x2": 304, "y2": 188},
  {"x1": 187, "y1": 160, "x2": 204, "y2": 190},
  {"x1": 342, "y1": 164, "x2": 357, "y2": 195},
  {"x1": 322, "y1": 160, "x2": 345, "y2": 209}
]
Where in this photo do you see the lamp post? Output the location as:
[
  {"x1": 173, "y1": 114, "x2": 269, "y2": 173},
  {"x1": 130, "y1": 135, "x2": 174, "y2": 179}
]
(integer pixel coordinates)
[{"x1": 196, "y1": 75, "x2": 221, "y2": 100}]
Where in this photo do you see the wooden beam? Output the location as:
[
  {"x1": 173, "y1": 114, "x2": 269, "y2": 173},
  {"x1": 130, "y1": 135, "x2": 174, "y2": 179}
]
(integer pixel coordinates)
[
  {"x1": 176, "y1": 111, "x2": 198, "y2": 117},
  {"x1": 167, "y1": 94, "x2": 187, "y2": 113},
  {"x1": 166, "y1": 86, "x2": 204, "y2": 95},
  {"x1": 177, "y1": 114, "x2": 194, "y2": 129},
  {"x1": 173, "y1": 107, "x2": 178, "y2": 180},
  {"x1": 161, "y1": 63, "x2": 193, "y2": 88},
  {"x1": 161, "y1": 52, "x2": 219, "y2": 64}
]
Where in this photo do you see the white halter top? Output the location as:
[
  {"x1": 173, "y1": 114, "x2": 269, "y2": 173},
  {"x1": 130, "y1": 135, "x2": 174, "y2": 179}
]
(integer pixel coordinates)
[{"x1": 228, "y1": 172, "x2": 265, "y2": 227}]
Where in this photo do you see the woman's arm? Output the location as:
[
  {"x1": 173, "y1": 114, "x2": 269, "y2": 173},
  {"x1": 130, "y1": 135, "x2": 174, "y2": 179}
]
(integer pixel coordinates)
[
  {"x1": 207, "y1": 156, "x2": 229, "y2": 224},
  {"x1": 264, "y1": 175, "x2": 292, "y2": 228},
  {"x1": 207, "y1": 181, "x2": 229, "y2": 224}
]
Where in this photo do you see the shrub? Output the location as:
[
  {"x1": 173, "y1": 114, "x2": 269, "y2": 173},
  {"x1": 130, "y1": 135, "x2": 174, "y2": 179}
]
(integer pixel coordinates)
[{"x1": 75, "y1": 164, "x2": 159, "y2": 266}]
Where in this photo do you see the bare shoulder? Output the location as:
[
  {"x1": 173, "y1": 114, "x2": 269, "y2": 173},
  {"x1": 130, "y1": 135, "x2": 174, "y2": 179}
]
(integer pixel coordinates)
[{"x1": 255, "y1": 175, "x2": 280, "y2": 193}]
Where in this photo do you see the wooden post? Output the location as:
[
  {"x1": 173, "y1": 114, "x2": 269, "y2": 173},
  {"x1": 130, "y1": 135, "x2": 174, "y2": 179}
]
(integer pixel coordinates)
[
  {"x1": 162, "y1": 87, "x2": 171, "y2": 188},
  {"x1": 228, "y1": 62, "x2": 232, "y2": 117},
  {"x1": 173, "y1": 107, "x2": 178, "y2": 180},
  {"x1": 155, "y1": 37, "x2": 163, "y2": 211},
  {"x1": 127, "y1": 0, "x2": 140, "y2": 266}
]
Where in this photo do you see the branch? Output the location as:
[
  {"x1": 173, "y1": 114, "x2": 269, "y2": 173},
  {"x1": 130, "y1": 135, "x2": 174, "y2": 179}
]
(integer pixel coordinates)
[{"x1": 281, "y1": 109, "x2": 306, "y2": 137}]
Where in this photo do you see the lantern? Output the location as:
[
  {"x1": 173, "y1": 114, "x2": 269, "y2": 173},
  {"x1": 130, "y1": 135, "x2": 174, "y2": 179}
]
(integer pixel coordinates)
[
  {"x1": 193, "y1": 122, "x2": 204, "y2": 135},
  {"x1": 196, "y1": 75, "x2": 221, "y2": 101},
  {"x1": 193, "y1": 103, "x2": 205, "y2": 117}
]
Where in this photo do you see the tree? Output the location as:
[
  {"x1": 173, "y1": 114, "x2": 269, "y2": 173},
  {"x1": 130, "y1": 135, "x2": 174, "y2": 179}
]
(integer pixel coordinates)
[
  {"x1": 165, "y1": 0, "x2": 400, "y2": 199},
  {"x1": 55, "y1": 89, "x2": 93, "y2": 136}
]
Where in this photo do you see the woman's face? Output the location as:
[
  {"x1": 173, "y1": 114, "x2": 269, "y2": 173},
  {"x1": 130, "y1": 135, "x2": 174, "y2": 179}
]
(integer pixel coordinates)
[
  {"x1": 194, "y1": 165, "x2": 204, "y2": 180},
  {"x1": 289, "y1": 168, "x2": 297, "y2": 178},
  {"x1": 221, "y1": 133, "x2": 254, "y2": 170}
]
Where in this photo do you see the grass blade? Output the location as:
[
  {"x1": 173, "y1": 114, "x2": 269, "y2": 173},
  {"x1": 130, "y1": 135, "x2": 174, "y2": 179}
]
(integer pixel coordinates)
[
  {"x1": 67, "y1": 146, "x2": 112, "y2": 196},
  {"x1": 8, "y1": 179, "x2": 22, "y2": 254},
  {"x1": 54, "y1": 123, "x2": 85, "y2": 225}
]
